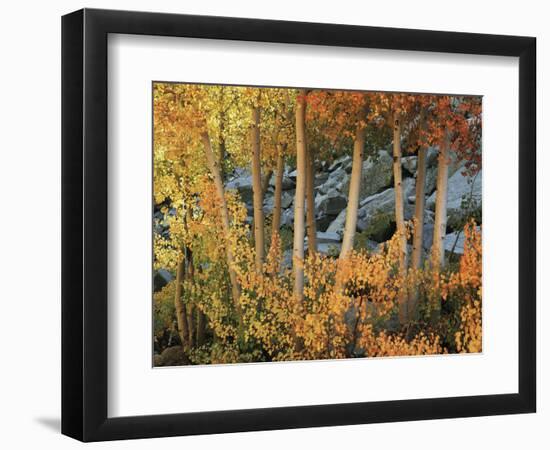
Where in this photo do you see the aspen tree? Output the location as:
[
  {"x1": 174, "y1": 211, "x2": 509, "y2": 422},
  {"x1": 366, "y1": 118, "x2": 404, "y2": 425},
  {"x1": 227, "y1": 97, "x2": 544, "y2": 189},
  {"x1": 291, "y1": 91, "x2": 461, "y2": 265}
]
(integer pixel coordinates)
[
  {"x1": 293, "y1": 89, "x2": 308, "y2": 301},
  {"x1": 250, "y1": 101, "x2": 265, "y2": 269},
  {"x1": 339, "y1": 108, "x2": 367, "y2": 259}
]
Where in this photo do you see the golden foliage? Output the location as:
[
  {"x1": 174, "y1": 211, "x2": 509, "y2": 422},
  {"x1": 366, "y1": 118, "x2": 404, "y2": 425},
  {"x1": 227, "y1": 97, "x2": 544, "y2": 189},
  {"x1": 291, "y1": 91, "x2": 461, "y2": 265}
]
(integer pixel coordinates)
[
  {"x1": 152, "y1": 82, "x2": 483, "y2": 365},
  {"x1": 443, "y1": 221, "x2": 482, "y2": 353}
]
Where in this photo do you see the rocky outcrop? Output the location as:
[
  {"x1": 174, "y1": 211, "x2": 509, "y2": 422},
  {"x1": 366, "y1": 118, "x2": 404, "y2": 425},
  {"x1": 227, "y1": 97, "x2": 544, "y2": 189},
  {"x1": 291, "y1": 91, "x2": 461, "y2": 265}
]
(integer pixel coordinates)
[
  {"x1": 342, "y1": 150, "x2": 394, "y2": 199},
  {"x1": 219, "y1": 144, "x2": 481, "y2": 256},
  {"x1": 226, "y1": 168, "x2": 254, "y2": 203},
  {"x1": 427, "y1": 169, "x2": 481, "y2": 228},
  {"x1": 315, "y1": 191, "x2": 348, "y2": 216},
  {"x1": 356, "y1": 178, "x2": 416, "y2": 241},
  {"x1": 154, "y1": 346, "x2": 191, "y2": 367}
]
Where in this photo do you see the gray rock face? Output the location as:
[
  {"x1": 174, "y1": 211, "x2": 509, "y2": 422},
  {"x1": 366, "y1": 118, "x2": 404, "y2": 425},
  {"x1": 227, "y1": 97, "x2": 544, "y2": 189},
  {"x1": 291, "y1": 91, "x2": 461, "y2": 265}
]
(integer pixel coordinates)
[
  {"x1": 263, "y1": 195, "x2": 275, "y2": 214},
  {"x1": 269, "y1": 173, "x2": 295, "y2": 191},
  {"x1": 359, "y1": 178, "x2": 416, "y2": 216},
  {"x1": 306, "y1": 240, "x2": 341, "y2": 256},
  {"x1": 226, "y1": 169, "x2": 253, "y2": 203},
  {"x1": 314, "y1": 231, "x2": 341, "y2": 243},
  {"x1": 314, "y1": 172, "x2": 330, "y2": 187},
  {"x1": 402, "y1": 156, "x2": 418, "y2": 175},
  {"x1": 315, "y1": 191, "x2": 348, "y2": 216},
  {"x1": 281, "y1": 191, "x2": 294, "y2": 209},
  {"x1": 287, "y1": 169, "x2": 297, "y2": 181},
  {"x1": 317, "y1": 167, "x2": 350, "y2": 196},
  {"x1": 305, "y1": 231, "x2": 342, "y2": 256},
  {"x1": 328, "y1": 155, "x2": 351, "y2": 172},
  {"x1": 219, "y1": 144, "x2": 481, "y2": 261},
  {"x1": 316, "y1": 215, "x2": 334, "y2": 232},
  {"x1": 264, "y1": 191, "x2": 294, "y2": 216},
  {"x1": 427, "y1": 169, "x2": 482, "y2": 225},
  {"x1": 422, "y1": 222, "x2": 435, "y2": 251},
  {"x1": 343, "y1": 150, "x2": 394, "y2": 200},
  {"x1": 326, "y1": 209, "x2": 347, "y2": 237},
  {"x1": 356, "y1": 178, "x2": 416, "y2": 241},
  {"x1": 280, "y1": 207, "x2": 294, "y2": 228},
  {"x1": 426, "y1": 147, "x2": 439, "y2": 167},
  {"x1": 425, "y1": 166, "x2": 438, "y2": 194}
]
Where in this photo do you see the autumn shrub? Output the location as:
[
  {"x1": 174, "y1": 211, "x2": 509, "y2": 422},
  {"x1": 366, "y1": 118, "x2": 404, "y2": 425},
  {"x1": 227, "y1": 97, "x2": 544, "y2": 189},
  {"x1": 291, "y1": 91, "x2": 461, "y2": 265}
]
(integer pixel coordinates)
[
  {"x1": 442, "y1": 220, "x2": 482, "y2": 353},
  {"x1": 234, "y1": 233, "x2": 299, "y2": 361},
  {"x1": 155, "y1": 216, "x2": 482, "y2": 364}
]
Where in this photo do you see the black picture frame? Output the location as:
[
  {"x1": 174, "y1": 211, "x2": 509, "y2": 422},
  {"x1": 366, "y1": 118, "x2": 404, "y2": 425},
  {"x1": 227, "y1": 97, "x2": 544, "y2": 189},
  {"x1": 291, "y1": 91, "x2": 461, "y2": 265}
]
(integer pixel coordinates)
[{"x1": 62, "y1": 8, "x2": 536, "y2": 442}]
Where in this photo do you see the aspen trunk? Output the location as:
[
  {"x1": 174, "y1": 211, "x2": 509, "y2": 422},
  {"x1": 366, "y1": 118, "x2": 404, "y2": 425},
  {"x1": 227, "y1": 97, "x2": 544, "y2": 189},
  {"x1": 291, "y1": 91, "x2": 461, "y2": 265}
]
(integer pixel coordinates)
[
  {"x1": 271, "y1": 146, "x2": 284, "y2": 236},
  {"x1": 305, "y1": 147, "x2": 317, "y2": 254},
  {"x1": 411, "y1": 146, "x2": 427, "y2": 269},
  {"x1": 293, "y1": 89, "x2": 307, "y2": 301},
  {"x1": 430, "y1": 134, "x2": 450, "y2": 322},
  {"x1": 173, "y1": 255, "x2": 190, "y2": 348},
  {"x1": 251, "y1": 105, "x2": 265, "y2": 270},
  {"x1": 392, "y1": 115, "x2": 409, "y2": 324},
  {"x1": 339, "y1": 116, "x2": 366, "y2": 259},
  {"x1": 432, "y1": 134, "x2": 450, "y2": 270},
  {"x1": 201, "y1": 132, "x2": 241, "y2": 311}
]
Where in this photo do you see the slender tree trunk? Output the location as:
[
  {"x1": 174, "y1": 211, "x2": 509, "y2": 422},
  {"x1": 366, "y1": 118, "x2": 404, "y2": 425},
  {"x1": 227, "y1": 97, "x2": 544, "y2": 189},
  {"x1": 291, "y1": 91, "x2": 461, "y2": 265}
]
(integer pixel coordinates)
[
  {"x1": 392, "y1": 114, "x2": 409, "y2": 324},
  {"x1": 174, "y1": 255, "x2": 190, "y2": 348},
  {"x1": 201, "y1": 132, "x2": 241, "y2": 311},
  {"x1": 432, "y1": 134, "x2": 450, "y2": 269},
  {"x1": 412, "y1": 146, "x2": 427, "y2": 269},
  {"x1": 293, "y1": 89, "x2": 307, "y2": 302},
  {"x1": 305, "y1": 147, "x2": 317, "y2": 254},
  {"x1": 251, "y1": 105, "x2": 265, "y2": 270},
  {"x1": 340, "y1": 114, "x2": 366, "y2": 259},
  {"x1": 271, "y1": 146, "x2": 285, "y2": 236}
]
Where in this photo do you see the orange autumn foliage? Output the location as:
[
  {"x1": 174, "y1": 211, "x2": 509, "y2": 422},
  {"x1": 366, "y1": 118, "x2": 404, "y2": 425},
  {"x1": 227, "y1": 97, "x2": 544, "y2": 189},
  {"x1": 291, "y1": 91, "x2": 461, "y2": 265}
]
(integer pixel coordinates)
[
  {"x1": 153, "y1": 83, "x2": 483, "y2": 365},
  {"x1": 442, "y1": 220, "x2": 482, "y2": 353}
]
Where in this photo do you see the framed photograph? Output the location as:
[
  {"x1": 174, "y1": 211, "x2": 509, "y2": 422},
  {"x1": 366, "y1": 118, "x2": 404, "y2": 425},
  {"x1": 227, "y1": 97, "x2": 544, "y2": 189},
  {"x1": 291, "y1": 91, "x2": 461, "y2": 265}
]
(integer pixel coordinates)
[{"x1": 62, "y1": 8, "x2": 536, "y2": 442}]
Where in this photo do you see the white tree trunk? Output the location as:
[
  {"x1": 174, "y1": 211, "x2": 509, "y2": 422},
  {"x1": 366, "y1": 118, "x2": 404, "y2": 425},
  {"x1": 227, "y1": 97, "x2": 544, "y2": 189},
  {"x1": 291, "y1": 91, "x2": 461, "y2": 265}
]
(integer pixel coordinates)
[
  {"x1": 339, "y1": 118, "x2": 366, "y2": 259},
  {"x1": 293, "y1": 89, "x2": 307, "y2": 302},
  {"x1": 201, "y1": 132, "x2": 241, "y2": 310},
  {"x1": 251, "y1": 105, "x2": 265, "y2": 270}
]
